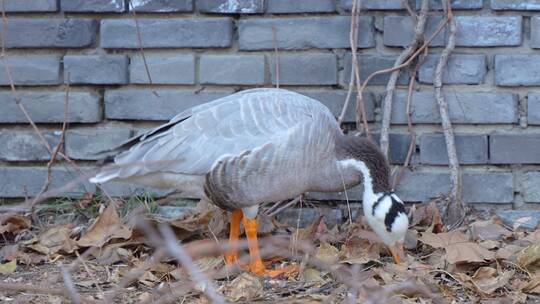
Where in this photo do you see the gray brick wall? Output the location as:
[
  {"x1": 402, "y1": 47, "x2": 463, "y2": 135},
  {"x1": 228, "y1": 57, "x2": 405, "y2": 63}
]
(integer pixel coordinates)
[{"x1": 0, "y1": 0, "x2": 538, "y2": 215}]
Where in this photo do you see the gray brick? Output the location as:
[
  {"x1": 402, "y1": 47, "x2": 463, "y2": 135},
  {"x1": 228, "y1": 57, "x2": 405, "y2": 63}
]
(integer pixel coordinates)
[
  {"x1": 308, "y1": 184, "x2": 363, "y2": 201},
  {"x1": 0, "y1": 167, "x2": 94, "y2": 198},
  {"x1": 528, "y1": 93, "x2": 540, "y2": 125},
  {"x1": 523, "y1": 172, "x2": 540, "y2": 202},
  {"x1": 0, "y1": 55, "x2": 60, "y2": 85},
  {"x1": 342, "y1": 54, "x2": 410, "y2": 86},
  {"x1": 3, "y1": 0, "x2": 56, "y2": 12},
  {"x1": 491, "y1": 0, "x2": 540, "y2": 10},
  {"x1": 198, "y1": 0, "x2": 264, "y2": 13},
  {"x1": 277, "y1": 207, "x2": 343, "y2": 228},
  {"x1": 372, "y1": 133, "x2": 414, "y2": 165},
  {"x1": 101, "y1": 18, "x2": 232, "y2": 49},
  {"x1": 200, "y1": 55, "x2": 265, "y2": 85},
  {"x1": 392, "y1": 91, "x2": 518, "y2": 124},
  {"x1": 270, "y1": 54, "x2": 337, "y2": 85},
  {"x1": 455, "y1": 16, "x2": 522, "y2": 47},
  {"x1": 0, "y1": 130, "x2": 61, "y2": 161},
  {"x1": 5, "y1": 18, "x2": 97, "y2": 48},
  {"x1": 64, "y1": 55, "x2": 128, "y2": 85},
  {"x1": 99, "y1": 182, "x2": 174, "y2": 198},
  {"x1": 66, "y1": 128, "x2": 132, "y2": 160},
  {"x1": 105, "y1": 89, "x2": 232, "y2": 120},
  {"x1": 0, "y1": 91, "x2": 101, "y2": 123},
  {"x1": 130, "y1": 0, "x2": 193, "y2": 12},
  {"x1": 239, "y1": 16, "x2": 374, "y2": 50},
  {"x1": 384, "y1": 16, "x2": 519, "y2": 47},
  {"x1": 419, "y1": 54, "x2": 486, "y2": 84},
  {"x1": 267, "y1": 0, "x2": 335, "y2": 13},
  {"x1": 490, "y1": 134, "x2": 540, "y2": 164},
  {"x1": 416, "y1": 0, "x2": 483, "y2": 10},
  {"x1": 384, "y1": 16, "x2": 447, "y2": 47},
  {"x1": 463, "y1": 173, "x2": 514, "y2": 203},
  {"x1": 529, "y1": 17, "x2": 540, "y2": 48},
  {"x1": 297, "y1": 90, "x2": 375, "y2": 123},
  {"x1": 496, "y1": 210, "x2": 540, "y2": 230},
  {"x1": 420, "y1": 134, "x2": 488, "y2": 165},
  {"x1": 340, "y1": 0, "x2": 406, "y2": 10},
  {"x1": 61, "y1": 0, "x2": 125, "y2": 12},
  {"x1": 495, "y1": 55, "x2": 540, "y2": 86},
  {"x1": 130, "y1": 54, "x2": 195, "y2": 84},
  {"x1": 397, "y1": 171, "x2": 513, "y2": 203}
]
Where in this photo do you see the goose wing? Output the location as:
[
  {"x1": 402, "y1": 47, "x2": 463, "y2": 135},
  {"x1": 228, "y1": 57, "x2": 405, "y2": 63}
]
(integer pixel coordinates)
[{"x1": 91, "y1": 89, "x2": 337, "y2": 182}]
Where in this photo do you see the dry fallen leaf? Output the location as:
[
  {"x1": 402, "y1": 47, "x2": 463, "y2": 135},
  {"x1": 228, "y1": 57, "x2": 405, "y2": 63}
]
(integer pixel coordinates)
[
  {"x1": 469, "y1": 267, "x2": 514, "y2": 295},
  {"x1": 520, "y1": 274, "x2": 540, "y2": 294},
  {"x1": 420, "y1": 231, "x2": 494, "y2": 264},
  {"x1": 0, "y1": 214, "x2": 30, "y2": 235},
  {"x1": 0, "y1": 259, "x2": 16, "y2": 274},
  {"x1": 517, "y1": 244, "x2": 540, "y2": 271},
  {"x1": 77, "y1": 204, "x2": 132, "y2": 247},
  {"x1": 409, "y1": 201, "x2": 443, "y2": 233},
  {"x1": 315, "y1": 242, "x2": 339, "y2": 264},
  {"x1": 471, "y1": 220, "x2": 512, "y2": 241},
  {"x1": 27, "y1": 224, "x2": 78, "y2": 255},
  {"x1": 223, "y1": 272, "x2": 262, "y2": 302}
]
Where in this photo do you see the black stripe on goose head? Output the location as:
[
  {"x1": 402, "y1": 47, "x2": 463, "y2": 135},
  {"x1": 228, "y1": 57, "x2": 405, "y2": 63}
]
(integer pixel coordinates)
[
  {"x1": 336, "y1": 134, "x2": 391, "y2": 193},
  {"x1": 384, "y1": 196, "x2": 406, "y2": 232}
]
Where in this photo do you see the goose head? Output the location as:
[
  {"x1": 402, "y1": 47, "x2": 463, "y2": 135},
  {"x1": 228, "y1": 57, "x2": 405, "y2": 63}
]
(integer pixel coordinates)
[{"x1": 337, "y1": 135, "x2": 409, "y2": 263}]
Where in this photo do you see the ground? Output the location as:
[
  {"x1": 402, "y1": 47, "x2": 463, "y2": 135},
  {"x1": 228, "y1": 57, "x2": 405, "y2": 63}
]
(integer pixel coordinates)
[{"x1": 1, "y1": 193, "x2": 540, "y2": 303}]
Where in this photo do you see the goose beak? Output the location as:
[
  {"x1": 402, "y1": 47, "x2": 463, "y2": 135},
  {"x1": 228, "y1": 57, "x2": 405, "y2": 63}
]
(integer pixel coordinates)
[{"x1": 388, "y1": 242, "x2": 404, "y2": 263}]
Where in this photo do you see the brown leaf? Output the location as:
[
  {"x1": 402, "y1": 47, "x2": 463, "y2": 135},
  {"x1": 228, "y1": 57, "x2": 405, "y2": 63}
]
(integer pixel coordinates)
[
  {"x1": 74, "y1": 191, "x2": 95, "y2": 209},
  {"x1": 223, "y1": 272, "x2": 262, "y2": 302},
  {"x1": 77, "y1": 204, "x2": 132, "y2": 247},
  {"x1": 520, "y1": 274, "x2": 540, "y2": 294},
  {"x1": 420, "y1": 231, "x2": 494, "y2": 264},
  {"x1": 410, "y1": 201, "x2": 443, "y2": 232},
  {"x1": 471, "y1": 220, "x2": 512, "y2": 241},
  {"x1": 419, "y1": 231, "x2": 469, "y2": 248},
  {"x1": 27, "y1": 224, "x2": 78, "y2": 255},
  {"x1": 496, "y1": 244, "x2": 523, "y2": 260},
  {"x1": 0, "y1": 214, "x2": 30, "y2": 235},
  {"x1": 524, "y1": 229, "x2": 540, "y2": 244},
  {"x1": 315, "y1": 242, "x2": 339, "y2": 264},
  {"x1": 469, "y1": 267, "x2": 514, "y2": 295},
  {"x1": 517, "y1": 244, "x2": 540, "y2": 271},
  {"x1": 0, "y1": 259, "x2": 16, "y2": 274}
]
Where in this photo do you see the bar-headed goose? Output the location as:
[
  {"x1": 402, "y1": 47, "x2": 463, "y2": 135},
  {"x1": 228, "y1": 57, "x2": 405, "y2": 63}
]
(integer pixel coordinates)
[{"x1": 90, "y1": 88, "x2": 409, "y2": 276}]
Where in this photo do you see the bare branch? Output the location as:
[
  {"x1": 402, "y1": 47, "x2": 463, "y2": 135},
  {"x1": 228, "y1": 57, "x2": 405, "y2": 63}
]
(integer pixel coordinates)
[
  {"x1": 434, "y1": 0, "x2": 465, "y2": 227},
  {"x1": 379, "y1": 0, "x2": 429, "y2": 157},
  {"x1": 128, "y1": 0, "x2": 159, "y2": 97},
  {"x1": 158, "y1": 224, "x2": 225, "y2": 304},
  {"x1": 272, "y1": 26, "x2": 279, "y2": 89},
  {"x1": 61, "y1": 265, "x2": 82, "y2": 304}
]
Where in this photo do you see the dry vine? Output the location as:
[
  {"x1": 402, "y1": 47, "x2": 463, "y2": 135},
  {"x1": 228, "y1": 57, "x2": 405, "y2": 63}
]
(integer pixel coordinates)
[
  {"x1": 379, "y1": 0, "x2": 430, "y2": 158},
  {"x1": 434, "y1": 0, "x2": 466, "y2": 228}
]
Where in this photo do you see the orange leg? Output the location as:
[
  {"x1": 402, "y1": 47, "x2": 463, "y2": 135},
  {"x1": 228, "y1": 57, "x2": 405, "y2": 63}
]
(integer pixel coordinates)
[
  {"x1": 224, "y1": 209, "x2": 243, "y2": 266},
  {"x1": 242, "y1": 217, "x2": 266, "y2": 275}
]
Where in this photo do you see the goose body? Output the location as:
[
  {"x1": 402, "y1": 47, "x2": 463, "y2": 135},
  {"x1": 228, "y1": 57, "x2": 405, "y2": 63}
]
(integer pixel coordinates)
[{"x1": 91, "y1": 88, "x2": 408, "y2": 273}]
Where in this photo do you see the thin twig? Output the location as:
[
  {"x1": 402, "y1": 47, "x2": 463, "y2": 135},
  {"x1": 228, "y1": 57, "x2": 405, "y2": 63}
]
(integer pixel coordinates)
[
  {"x1": 158, "y1": 224, "x2": 225, "y2": 304},
  {"x1": 339, "y1": 0, "x2": 368, "y2": 136},
  {"x1": 268, "y1": 196, "x2": 301, "y2": 217},
  {"x1": 272, "y1": 26, "x2": 279, "y2": 89},
  {"x1": 31, "y1": 74, "x2": 70, "y2": 205},
  {"x1": 434, "y1": 0, "x2": 465, "y2": 227},
  {"x1": 393, "y1": 49, "x2": 427, "y2": 189},
  {"x1": 61, "y1": 265, "x2": 82, "y2": 304},
  {"x1": 357, "y1": 14, "x2": 449, "y2": 109},
  {"x1": 379, "y1": 0, "x2": 429, "y2": 157},
  {"x1": 128, "y1": 0, "x2": 159, "y2": 97}
]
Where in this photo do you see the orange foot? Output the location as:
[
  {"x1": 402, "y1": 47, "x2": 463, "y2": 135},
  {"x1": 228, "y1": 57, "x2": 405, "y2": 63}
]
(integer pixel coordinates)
[{"x1": 243, "y1": 260, "x2": 299, "y2": 278}]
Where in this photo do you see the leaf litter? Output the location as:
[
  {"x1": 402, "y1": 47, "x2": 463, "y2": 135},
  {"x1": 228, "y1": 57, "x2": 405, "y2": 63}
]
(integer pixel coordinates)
[{"x1": 1, "y1": 194, "x2": 540, "y2": 303}]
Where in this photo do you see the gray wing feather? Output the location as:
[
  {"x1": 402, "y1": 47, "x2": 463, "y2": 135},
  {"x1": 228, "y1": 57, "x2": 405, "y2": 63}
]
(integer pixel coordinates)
[{"x1": 91, "y1": 89, "x2": 337, "y2": 183}]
